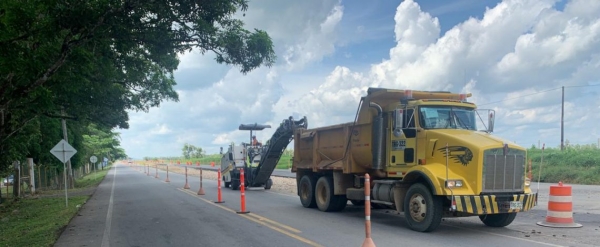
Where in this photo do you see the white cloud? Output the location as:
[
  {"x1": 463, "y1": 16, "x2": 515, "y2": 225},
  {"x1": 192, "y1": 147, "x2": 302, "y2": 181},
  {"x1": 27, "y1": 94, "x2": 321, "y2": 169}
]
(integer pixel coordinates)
[
  {"x1": 283, "y1": 2, "x2": 344, "y2": 70},
  {"x1": 278, "y1": 0, "x2": 600, "y2": 147},
  {"x1": 150, "y1": 124, "x2": 172, "y2": 135},
  {"x1": 120, "y1": 0, "x2": 344, "y2": 157},
  {"x1": 121, "y1": 0, "x2": 600, "y2": 158}
]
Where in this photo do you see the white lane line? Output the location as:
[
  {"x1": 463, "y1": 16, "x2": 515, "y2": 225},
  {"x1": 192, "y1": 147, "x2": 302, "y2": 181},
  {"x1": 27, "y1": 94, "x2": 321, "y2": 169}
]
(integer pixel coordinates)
[{"x1": 101, "y1": 165, "x2": 117, "y2": 247}]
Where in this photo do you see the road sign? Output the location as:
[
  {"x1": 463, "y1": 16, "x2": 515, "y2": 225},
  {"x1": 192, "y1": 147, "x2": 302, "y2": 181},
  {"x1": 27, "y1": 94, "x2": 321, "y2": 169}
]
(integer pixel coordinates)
[
  {"x1": 50, "y1": 139, "x2": 77, "y2": 163},
  {"x1": 90, "y1": 156, "x2": 98, "y2": 163}
]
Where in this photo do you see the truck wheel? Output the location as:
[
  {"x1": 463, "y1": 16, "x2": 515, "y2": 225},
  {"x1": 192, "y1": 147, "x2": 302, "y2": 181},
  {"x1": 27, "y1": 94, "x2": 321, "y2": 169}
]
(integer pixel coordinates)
[
  {"x1": 223, "y1": 177, "x2": 231, "y2": 188},
  {"x1": 264, "y1": 179, "x2": 273, "y2": 190},
  {"x1": 299, "y1": 175, "x2": 316, "y2": 208},
  {"x1": 315, "y1": 176, "x2": 346, "y2": 212},
  {"x1": 479, "y1": 213, "x2": 517, "y2": 227},
  {"x1": 231, "y1": 179, "x2": 240, "y2": 190},
  {"x1": 404, "y1": 183, "x2": 443, "y2": 232}
]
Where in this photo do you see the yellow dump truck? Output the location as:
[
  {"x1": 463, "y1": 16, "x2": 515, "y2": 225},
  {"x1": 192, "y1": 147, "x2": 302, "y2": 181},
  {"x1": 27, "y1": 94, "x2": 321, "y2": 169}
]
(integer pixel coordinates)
[{"x1": 292, "y1": 87, "x2": 537, "y2": 232}]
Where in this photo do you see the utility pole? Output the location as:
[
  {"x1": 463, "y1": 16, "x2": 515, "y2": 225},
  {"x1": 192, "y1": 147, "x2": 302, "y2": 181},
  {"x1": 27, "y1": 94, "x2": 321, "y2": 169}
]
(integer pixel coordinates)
[
  {"x1": 561, "y1": 86, "x2": 564, "y2": 151},
  {"x1": 61, "y1": 108, "x2": 74, "y2": 189}
]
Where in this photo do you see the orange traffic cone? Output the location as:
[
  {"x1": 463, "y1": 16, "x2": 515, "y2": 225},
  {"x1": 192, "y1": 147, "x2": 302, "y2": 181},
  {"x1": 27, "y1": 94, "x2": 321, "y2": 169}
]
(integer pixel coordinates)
[{"x1": 361, "y1": 173, "x2": 376, "y2": 247}]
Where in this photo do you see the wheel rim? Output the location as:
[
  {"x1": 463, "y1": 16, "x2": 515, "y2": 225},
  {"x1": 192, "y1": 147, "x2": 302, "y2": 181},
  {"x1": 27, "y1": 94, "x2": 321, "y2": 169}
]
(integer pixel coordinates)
[
  {"x1": 317, "y1": 182, "x2": 327, "y2": 205},
  {"x1": 409, "y1": 194, "x2": 427, "y2": 222}
]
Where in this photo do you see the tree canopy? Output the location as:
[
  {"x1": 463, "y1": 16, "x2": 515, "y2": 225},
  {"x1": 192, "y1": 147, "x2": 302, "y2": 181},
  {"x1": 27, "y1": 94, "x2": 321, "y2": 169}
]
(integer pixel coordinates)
[
  {"x1": 182, "y1": 143, "x2": 204, "y2": 159},
  {"x1": 0, "y1": 0, "x2": 276, "y2": 173}
]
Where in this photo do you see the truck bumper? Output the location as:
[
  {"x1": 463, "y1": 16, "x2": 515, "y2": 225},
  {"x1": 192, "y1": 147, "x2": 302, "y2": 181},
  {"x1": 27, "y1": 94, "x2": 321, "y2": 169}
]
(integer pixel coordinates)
[{"x1": 452, "y1": 193, "x2": 537, "y2": 214}]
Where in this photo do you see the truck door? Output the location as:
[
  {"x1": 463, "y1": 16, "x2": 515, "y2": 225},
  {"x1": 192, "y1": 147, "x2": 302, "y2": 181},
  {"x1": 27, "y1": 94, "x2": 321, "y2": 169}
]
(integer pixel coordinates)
[{"x1": 389, "y1": 108, "x2": 417, "y2": 167}]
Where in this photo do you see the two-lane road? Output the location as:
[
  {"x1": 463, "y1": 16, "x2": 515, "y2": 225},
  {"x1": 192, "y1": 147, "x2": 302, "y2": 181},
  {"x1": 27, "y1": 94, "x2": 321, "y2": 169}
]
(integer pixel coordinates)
[{"x1": 56, "y1": 164, "x2": 599, "y2": 247}]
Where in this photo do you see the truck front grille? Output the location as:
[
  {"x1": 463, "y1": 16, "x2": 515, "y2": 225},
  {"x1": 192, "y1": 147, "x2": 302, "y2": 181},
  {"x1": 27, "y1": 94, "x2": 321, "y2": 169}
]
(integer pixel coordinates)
[{"x1": 482, "y1": 148, "x2": 525, "y2": 193}]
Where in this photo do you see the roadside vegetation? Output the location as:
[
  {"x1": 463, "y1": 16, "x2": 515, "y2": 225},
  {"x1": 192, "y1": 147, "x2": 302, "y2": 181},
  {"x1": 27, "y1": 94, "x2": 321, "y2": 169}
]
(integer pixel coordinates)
[
  {"x1": 528, "y1": 144, "x2": 600, "y2": 185},
  {"x1": 0, "y1": 166, "x2": 111, "y2": 247}
]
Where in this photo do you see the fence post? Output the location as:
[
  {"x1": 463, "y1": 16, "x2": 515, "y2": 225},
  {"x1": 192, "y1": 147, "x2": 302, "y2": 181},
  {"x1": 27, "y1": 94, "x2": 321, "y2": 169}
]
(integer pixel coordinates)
[{"x1": 197, "y1": 168, "x2": 205, "y2": 195}]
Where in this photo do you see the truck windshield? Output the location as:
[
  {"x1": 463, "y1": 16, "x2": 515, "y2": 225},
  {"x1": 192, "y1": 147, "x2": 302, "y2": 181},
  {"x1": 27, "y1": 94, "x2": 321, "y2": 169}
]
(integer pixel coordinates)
[{"x1": 419, "y1": 106, "x2": 476, "y2": 130}]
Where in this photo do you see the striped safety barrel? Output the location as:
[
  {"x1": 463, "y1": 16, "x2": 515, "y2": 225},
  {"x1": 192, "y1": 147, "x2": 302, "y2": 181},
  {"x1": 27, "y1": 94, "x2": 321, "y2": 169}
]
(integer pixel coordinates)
[{"x1": 536, "y1": 182, "x2": 582, "y2": 228}]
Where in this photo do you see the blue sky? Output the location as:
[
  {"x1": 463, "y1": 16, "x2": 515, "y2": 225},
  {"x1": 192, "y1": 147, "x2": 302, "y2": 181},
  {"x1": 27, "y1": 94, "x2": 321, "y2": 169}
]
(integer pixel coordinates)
[{"x1": 120, "y1": 0, "x2": 600, "y2": 159}]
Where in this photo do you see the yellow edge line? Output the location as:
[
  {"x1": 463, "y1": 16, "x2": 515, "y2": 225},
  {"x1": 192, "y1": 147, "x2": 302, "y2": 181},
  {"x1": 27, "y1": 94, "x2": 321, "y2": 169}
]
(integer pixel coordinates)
[
  {"x1": 247, "y1": 213, "x2": 301, "y2": 233},
  {"x1": 238, "y1": 214, "x2": 323, "y2": 247},
  {"x1": 177, "y1": 188, "x2": 236, "y2": 213},
  {"x1": 176, "y1": 188, "x2": 322, "y2": 247}
]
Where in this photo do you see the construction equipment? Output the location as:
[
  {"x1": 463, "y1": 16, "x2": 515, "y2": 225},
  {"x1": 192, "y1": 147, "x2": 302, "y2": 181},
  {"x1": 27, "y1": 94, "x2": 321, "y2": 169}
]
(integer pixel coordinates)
[
  {"x1": 221, "y1": 117, "x2": 307, "y2": 190},
  {"x1": 292, "y1": 88, "x2": 537, "y2": 232}
]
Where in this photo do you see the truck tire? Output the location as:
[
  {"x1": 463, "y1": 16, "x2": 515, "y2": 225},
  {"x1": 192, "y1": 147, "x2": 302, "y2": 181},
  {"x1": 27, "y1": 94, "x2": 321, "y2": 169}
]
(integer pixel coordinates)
[
  {"x1": 404, "y1": 183, "x2": 443, "y2": 232},
  {"x1": 315, "y1": 176, "x2": 347, "y2": 212},
  {"x1": 264, "y1": 179, "x2": 273, "y2": 190},
  {"x1": 299, "y1": 175, "x2": 317, "y2": 208},
  {"x1": 231, "y1": 179, "x2": 240, "y2": 190},
  {"x1": 479, "y1": 213, "x2": 517, "y2": 227}
]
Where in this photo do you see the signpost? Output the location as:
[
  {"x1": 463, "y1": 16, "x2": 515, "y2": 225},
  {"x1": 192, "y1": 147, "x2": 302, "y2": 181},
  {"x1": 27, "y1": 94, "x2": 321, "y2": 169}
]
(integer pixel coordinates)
[
  {"x1": 90, "y1": 156, "x2": 98, "y2": 172},
  {"x1": 50, "y1": 139, "x2": 77, "y2": 207}
]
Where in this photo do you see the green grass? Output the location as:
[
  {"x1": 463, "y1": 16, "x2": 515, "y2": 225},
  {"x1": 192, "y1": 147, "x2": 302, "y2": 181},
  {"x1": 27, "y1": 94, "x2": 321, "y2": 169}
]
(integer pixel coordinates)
[
  {"x1": 528, "y1": 146, "x2": 600, "y2": 185},
  {"x1": 275, "y1": 154, "x2": 293, "y2": 169},
  {"x1": 74, "y1": 168, "x2": 110, "y2": 188},
  {"x1": 0, "y1": 166, "x2": 112, "y2": 246},
  {"x1": 0, "y1": 196, "x2": 88, "y2": 247}
]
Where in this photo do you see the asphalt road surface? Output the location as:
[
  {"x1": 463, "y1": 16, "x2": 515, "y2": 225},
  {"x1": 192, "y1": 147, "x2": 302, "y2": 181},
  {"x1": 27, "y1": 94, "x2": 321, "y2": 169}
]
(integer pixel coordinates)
[{"x1": 56, "y1": 163, "x2": 600, "y2": 247}]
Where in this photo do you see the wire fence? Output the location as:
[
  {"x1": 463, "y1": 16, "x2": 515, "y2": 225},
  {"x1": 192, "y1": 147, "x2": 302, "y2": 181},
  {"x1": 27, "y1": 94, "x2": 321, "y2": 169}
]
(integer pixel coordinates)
[{"x1": 1, "y1": 161, "x2": 101, "y2": 201}]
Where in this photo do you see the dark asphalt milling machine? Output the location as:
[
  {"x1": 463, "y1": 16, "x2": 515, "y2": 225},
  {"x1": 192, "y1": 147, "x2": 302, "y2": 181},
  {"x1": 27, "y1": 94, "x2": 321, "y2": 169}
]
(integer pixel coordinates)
[{"x1": 220, "y1": 116, "x2": 308, "y2": 190}]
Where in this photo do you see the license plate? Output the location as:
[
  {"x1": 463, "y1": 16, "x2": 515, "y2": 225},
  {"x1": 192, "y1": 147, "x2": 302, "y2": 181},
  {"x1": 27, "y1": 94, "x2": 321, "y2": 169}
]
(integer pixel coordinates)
[{"x1": 509, "y1": 201, "x2": 523, "y2": 210}]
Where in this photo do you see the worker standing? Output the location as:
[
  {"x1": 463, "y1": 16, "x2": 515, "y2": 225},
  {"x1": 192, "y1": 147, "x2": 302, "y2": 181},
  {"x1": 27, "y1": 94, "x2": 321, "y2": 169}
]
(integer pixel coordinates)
[{"x1": 252, "y1": 136, "x2": 262, "y2": 146}]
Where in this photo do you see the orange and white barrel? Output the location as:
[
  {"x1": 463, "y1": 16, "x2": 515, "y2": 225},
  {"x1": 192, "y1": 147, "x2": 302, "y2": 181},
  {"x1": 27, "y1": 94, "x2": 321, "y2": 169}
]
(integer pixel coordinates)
[{"x1": 536, "y1": 182, "x2": 582, "y2": 228}]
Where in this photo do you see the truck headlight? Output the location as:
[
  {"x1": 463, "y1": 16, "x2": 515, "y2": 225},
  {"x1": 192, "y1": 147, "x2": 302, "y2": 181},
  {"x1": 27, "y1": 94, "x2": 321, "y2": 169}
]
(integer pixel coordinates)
[{"x1": 445, "y1": 180, "x2": 463, "y2": 188}]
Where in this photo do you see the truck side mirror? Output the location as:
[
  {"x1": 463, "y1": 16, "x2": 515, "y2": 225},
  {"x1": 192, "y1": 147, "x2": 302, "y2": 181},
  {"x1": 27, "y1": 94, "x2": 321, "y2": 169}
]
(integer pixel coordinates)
[
  {"x1": 393, "y1": 108, "x2": 404, "y2": 137},
  {"x1": 487, "y1": 111, "x2": 495, "y2": 133},
  {"x1": 229, "y1": 152, "x2": 233, "y2": 160}
]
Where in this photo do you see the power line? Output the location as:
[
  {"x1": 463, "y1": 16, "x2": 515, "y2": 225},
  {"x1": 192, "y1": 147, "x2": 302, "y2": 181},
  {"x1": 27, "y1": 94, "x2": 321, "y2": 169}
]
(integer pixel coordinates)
[
  {"x1": 564, "y1": 84, "x2": 600, "y2": 88},
  {"x1": 478, "y1": 87, "x2": 561, "y2": 106},
  {"x1": 477, "y1": 84, "x2": 600, "y2": 106}
]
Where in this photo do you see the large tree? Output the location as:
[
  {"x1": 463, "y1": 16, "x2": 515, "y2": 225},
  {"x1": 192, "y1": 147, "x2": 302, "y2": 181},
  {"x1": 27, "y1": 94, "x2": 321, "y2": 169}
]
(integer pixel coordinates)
[
  {"x1": 0, "y1": 0, "x2": 276, "y2": 172},
  {"x1": 182, "y1": 143, "x2": 204, "y2": 159}
]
